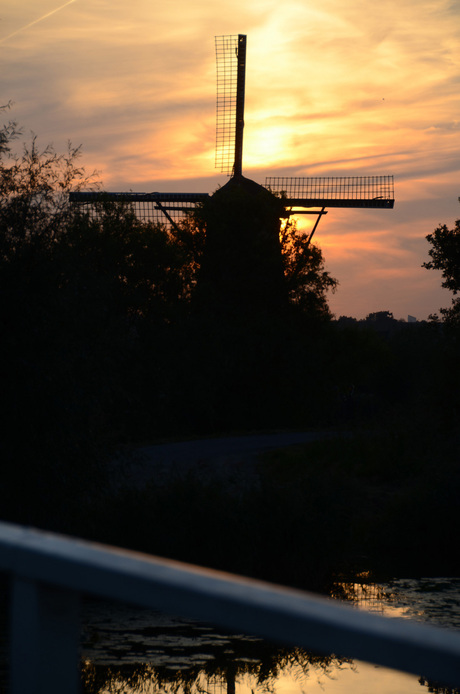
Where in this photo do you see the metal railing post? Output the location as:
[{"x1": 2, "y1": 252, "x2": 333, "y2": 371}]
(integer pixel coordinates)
[{"x1": 10, "y1": 576, "x2": 80, "y2": 694}]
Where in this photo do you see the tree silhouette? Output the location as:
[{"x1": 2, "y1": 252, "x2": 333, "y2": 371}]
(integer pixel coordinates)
[
  {"x1": 160, "y1": 178, "x2": 340, "y2": 433},
  {"x1": 0, "y1": 116, "x2": 194, "y2": 524},
  {"x1": 423, "y1": 219, "x2": 460, "y2": 323},
  {"x1": 181, "y1": 180, "x2": 337, "y2": 323},
  {"x1": 281, "y1": 218, "x2": 337, "y2": 321}
]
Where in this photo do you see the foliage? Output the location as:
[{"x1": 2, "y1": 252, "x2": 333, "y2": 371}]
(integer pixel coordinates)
[
  {"x1": 366, "y1": 310, "x2": 394, "y2": 323},
  {"x1": 181, "y1": 187, "x2": 338, "y2": 322},
  {"x1": 0, "y1": 103, "x2": 21, "y2": 157},
  {"x1": 138, "y1": 184, "x2": 341, "y2": 435},
  {"x1": 280, "y1": 218, "x2": 338, "y2": 320},
  {"x1": 0, "y1": 113, "x2": 197, "y2": 527},
  {"x1": 423, "y1": 219, "x2": 460, "y2": 322},
  {"x1": 0, "y1": 138, "x2": 97, "y2": 249},
  {"x1": 63, "y1": 207, "x2": 194, "y2": 326}
]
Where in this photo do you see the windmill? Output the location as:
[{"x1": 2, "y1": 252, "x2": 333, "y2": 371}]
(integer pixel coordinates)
[{"x1": 70, "y1": 33, "x2": 394, "y2": 244}]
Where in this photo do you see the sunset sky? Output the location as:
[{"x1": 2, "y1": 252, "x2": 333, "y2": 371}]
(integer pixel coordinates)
[{"x1": 2, "y1": 0, "x2": 460, "y2": 319}]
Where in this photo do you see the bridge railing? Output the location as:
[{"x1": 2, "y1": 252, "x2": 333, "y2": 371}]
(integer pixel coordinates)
[{"x1": 0, "y1": 521, "x2": 459, "y2": 694}]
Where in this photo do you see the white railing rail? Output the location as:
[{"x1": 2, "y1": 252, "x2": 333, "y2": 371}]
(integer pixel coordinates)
[{"x1": 0, "y1": 521, "x2": 459, "y2": 694}]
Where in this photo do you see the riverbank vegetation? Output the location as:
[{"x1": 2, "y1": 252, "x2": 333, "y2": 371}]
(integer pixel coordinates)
[{"x1": 1, "y1": 111, "x2": 460, "y2": 589}]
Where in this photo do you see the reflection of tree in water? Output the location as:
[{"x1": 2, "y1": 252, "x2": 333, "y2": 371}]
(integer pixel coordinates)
[
  {"x1": 80, "y1": 577, "x2": 460, "y2": 694},
  {"x1": 331, "y1": 577, "x2": 460, "y2": 694},
  {"x1": 330, "y1": 572, "x2": 395, "y2": 611},
  {"x1": 81, "y1": 639, "x2": 352, "y2": 694}
]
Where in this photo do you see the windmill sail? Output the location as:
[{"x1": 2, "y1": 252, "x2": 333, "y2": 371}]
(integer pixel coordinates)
[
  {"x1": 215, "y1": 34, "x2": 246, "y2": 177},
  {"x1": 265, "y1": 176, "x2": 394, "y2": 209}
]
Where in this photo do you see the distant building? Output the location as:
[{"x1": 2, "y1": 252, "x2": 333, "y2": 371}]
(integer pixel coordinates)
[{"x1": 408, "y1": 315, "x2": 417, "y2": 323}]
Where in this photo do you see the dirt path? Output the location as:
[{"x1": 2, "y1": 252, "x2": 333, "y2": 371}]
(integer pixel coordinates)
[{"x1": 111, "y1": 430, "x2": 333, "y2": 489}]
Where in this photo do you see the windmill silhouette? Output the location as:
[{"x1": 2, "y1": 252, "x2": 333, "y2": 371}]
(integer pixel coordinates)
[{"x1": 70, "y1": 33, "x2": 394, "y2": 243}]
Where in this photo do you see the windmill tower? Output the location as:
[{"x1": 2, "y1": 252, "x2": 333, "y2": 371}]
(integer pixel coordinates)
[{"x1": 70, "y1": 33, "x2": 394, "y2": 244}]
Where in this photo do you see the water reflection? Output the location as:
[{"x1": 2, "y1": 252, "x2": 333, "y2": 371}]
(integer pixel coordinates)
[
  {"x1": 80, "y1": 578, "x2": 460, "y2": 694},
  {"x1": 81, "y1": 600, "x2": 351, "y2": 694},
  {"x1": 332, "y1": 575, "x2": 460, "y2": 628}
]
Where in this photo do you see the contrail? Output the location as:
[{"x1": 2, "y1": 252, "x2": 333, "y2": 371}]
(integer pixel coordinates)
[{"x1": 0, "y1": 0, "x2": 79, "y2": 45}]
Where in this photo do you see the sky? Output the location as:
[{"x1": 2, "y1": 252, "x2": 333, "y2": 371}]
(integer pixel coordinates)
[{"x1": 2, "y1": 0, "x2": 460, "y2": 320}]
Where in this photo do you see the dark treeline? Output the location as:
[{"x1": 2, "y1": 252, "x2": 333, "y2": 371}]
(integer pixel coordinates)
[{"x1": 1, "y1": 112, "x2": 460, "y2": 586}]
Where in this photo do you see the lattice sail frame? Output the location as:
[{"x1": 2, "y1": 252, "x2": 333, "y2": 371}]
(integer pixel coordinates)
[
  {"x1": 215, "y1": 34, "x2": 246, "y2": 176},
  {"x1": 69, "y1": 192, "x2": 209, "y2": 227},
  {"x1": 265, "y1": 176, "x2": 394, "y2": 209}
]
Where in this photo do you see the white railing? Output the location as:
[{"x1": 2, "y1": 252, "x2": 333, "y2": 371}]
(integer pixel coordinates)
[{"x1": 0, "y1": 521, "x2": 459, "y2": 694}]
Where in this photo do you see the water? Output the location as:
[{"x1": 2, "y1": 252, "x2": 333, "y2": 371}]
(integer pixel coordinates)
[
  {"x1": 80, "y1": 577, "x2": 460, "y2": 694},
  {"x1": 332, "y1": 577, "x2": 460, "y2": 628}
]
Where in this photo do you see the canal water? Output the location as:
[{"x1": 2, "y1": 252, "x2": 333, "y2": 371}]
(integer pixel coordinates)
[{"x1": 80, "y1": 577, "x2": 460, "y2": 694}]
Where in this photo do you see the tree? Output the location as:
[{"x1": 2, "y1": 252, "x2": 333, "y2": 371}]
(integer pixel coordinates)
[
  {"x1": 181, "y1": 187, "x2": 337, "y2": 322},
  {"x1": 366, "y1": 311, "x2": 394, "y2": 322},
  {"x1": 0, "y1": 126, "x2": 97, "y2": 249},
  {"x1": 0, "y1": 110, "x2": 199, "y2": 524},
  {"x1": 423, "y1": 219, "x2": 460, "y2": 322},
  {"x1": 0, "y1": 102, "x2": 21, "y2": 156},
  {"x1": 160, "y1": 187, "x2": 340, "y2": 433},
  {"x1": 280, "y1": 218, "x2": 338, "y2": 321},
  {"x1": 61, "y1": 204, "x2": 194, "y2": 327}
]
